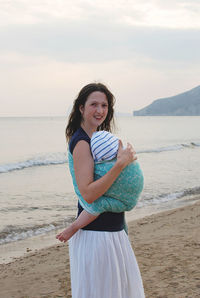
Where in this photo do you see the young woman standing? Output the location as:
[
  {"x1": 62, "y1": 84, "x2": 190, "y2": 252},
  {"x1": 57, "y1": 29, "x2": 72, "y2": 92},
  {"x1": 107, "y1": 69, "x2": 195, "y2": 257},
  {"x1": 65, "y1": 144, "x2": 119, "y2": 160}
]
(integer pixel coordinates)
[{"x1": 57, "y1": 83, "x2": 145, "y2": 298}]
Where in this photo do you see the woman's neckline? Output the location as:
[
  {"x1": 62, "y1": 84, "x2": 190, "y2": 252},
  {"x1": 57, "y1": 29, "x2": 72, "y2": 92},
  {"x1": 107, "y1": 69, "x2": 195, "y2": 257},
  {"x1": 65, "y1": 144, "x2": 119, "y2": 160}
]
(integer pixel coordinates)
[{"x1": 80, "y1": 125, "x2": 96, "y2": 139}]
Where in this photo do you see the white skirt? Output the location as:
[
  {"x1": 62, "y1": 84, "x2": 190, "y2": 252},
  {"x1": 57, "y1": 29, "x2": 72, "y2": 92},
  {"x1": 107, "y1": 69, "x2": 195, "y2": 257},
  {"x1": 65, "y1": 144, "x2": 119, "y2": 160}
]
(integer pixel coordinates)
[{"x1": 69, "y1": 229, "x2": 145, "y2": 298}]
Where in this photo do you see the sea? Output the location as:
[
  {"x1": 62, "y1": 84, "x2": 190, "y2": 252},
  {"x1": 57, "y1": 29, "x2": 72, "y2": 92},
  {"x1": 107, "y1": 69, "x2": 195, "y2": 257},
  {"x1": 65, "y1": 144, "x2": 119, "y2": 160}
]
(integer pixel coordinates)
[{"x1": 0, "y1": 116, "x2": 200, "y2": 263}]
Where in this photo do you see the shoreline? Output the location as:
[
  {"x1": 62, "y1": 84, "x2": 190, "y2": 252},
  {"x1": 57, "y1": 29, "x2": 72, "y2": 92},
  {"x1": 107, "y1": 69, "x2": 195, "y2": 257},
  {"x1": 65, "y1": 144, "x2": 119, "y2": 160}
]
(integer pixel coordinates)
[
  {"x1": 0, "y1": 193, "x2": 199, "y2": 265},
  {"x1": 0, "y1": 199, "x2": 199, "y2": 297}
]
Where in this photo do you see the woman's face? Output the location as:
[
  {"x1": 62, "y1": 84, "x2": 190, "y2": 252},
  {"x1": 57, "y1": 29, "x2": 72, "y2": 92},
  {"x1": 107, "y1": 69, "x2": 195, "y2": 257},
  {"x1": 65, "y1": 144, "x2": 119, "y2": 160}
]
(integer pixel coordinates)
[{"x1": 80, "y1": 91, "x2": 109, "y2": 130}]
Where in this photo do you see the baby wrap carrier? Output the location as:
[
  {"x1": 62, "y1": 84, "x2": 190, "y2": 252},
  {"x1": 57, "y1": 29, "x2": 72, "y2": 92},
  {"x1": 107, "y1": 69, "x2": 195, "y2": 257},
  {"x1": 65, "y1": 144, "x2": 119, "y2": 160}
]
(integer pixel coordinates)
[{"x1": 68, "y1": 150, "x2": 144, "y2": 216}]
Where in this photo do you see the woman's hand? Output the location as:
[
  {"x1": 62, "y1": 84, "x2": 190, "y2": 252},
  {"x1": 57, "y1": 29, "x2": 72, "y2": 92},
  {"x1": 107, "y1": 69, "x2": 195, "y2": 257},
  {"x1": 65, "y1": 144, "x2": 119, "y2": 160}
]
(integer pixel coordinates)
[{"x1": 116, "y1": 140, "x2": 137, "y2": 169}]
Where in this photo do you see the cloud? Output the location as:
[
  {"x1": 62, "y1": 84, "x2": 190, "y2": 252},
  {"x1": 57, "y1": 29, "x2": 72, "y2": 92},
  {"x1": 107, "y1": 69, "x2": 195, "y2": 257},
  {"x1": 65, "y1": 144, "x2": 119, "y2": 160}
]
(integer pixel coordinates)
[
  {"x1": 0, "y1": 0, "x2": 200, "y2": 116},
  {"x1": 0, "y1": 20, "x2": 199, "y2": 66},
  {"x1": 0, "y1": 0, "x2": 199, "y2": 66},
  {"x1": 1, "y1": 0, "x2": 200, "y2": 28},
  {"x1": 0, "y1": 51, "x2": 199, "y2": 116}
]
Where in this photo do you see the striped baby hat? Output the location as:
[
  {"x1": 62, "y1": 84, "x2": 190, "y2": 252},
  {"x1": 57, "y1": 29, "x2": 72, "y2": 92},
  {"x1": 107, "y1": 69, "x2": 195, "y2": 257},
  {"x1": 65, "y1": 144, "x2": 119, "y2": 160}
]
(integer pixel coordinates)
[{"x1": 90, "y1": 131, "x2": 119, "y2": 162}]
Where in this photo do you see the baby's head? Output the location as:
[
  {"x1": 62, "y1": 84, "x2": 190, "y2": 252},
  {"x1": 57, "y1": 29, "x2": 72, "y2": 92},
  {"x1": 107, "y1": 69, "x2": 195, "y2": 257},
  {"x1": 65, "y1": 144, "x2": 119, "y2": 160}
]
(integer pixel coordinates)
[{"x1": 91, "y1": 131, "x2": 119, "y2": 162}]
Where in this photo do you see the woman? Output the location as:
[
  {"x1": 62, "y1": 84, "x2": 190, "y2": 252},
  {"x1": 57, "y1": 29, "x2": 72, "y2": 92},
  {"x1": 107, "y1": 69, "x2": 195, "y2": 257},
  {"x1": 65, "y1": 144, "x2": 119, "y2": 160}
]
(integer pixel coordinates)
[{"x1": 57, "y1": 83, "x2": 145, "y2": 298}]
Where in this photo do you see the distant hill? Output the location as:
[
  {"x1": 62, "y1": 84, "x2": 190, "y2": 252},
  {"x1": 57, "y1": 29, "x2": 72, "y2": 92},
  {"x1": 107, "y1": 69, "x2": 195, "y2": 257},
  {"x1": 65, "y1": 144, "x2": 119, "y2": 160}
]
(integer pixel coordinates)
[{"x1": 133, "y1": 85, "x2": 200, "y2": 116}]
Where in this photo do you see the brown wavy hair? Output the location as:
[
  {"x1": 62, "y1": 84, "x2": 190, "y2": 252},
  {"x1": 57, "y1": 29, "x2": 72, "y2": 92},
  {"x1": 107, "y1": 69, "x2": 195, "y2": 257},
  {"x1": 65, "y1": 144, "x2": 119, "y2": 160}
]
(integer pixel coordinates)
[{"x1": 66, "y1": 83, "x2": 115, "y2": 142}]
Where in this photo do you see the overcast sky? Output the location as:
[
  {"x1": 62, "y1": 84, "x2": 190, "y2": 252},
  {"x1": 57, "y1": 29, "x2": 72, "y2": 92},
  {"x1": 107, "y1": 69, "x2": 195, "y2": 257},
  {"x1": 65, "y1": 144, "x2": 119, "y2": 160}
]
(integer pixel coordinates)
[{"x1": 0, "y1": 0, "x2": 200, "y2": 116}]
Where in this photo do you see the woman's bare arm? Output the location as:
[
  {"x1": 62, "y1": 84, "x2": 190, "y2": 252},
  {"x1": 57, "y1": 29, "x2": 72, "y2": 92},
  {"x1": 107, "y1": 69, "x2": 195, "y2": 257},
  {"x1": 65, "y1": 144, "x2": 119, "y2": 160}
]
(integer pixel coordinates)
[{"x1": 73, "y1": 139, "x2": 137, "y2": 204}]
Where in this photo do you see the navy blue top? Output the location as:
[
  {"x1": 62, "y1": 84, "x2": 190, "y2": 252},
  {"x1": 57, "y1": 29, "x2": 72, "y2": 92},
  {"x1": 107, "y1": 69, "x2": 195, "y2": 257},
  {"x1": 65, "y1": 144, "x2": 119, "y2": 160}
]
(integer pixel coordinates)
[{"x1": 69, "y1": 127, "x2": 125, "y2": 232}]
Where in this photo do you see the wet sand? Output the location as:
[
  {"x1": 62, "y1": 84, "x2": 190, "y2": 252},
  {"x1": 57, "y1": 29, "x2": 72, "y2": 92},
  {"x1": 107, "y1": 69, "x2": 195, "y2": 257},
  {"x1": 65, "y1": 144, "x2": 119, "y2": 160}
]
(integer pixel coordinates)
[{"x1": 0, "y1": 200, "x2": 199, "y2": 298}]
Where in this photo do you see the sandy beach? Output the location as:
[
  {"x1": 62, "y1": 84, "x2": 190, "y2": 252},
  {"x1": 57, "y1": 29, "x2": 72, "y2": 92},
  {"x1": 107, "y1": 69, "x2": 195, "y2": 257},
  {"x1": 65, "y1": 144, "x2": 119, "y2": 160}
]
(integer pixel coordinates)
[{"x1": 0, "y1": 200, "x2": 199, "y2": 298}]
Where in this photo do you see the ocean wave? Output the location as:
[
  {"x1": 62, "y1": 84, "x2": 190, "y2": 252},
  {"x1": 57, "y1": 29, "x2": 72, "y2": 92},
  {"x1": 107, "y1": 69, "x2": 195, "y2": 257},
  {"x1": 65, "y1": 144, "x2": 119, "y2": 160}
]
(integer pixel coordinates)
[
  {"x1": 0, "y1": 204, "x2": 75, "y2": 213},
  {"x1": 0, "y1": 152, "x2": 67, "y2": 173},
  {"x1": 1, "y1": 187, "x2": 200, "y2": 244},
  {"x1": 137, "y1": 186, "x2": 200, "y2": 207},
  {"x1": 0, "y1": 141, "x2": 199, "y2": 173},
  {"x1": 0, "y1": 217, "x2": 74, "y2": 245},
  {"x1": 191, "y1": 142, "x2": 200, "y2": 147},
  {"x1": 138, "y1": 141, "x2": 200, "y2": 154}
]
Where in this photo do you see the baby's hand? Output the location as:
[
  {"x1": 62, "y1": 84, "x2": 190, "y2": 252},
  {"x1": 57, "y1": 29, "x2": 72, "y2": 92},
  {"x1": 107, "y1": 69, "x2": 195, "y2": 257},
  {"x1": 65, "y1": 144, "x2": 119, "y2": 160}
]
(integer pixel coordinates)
[
  {"x1": 56, "y1": 228, "x2": 74, "y2": 242},
  {"x1": 56, "y1": 230, "x2": 68, "y2": 242},
  {"x1": 56, "y1": 223, "x2": 78, "y2": 242}
]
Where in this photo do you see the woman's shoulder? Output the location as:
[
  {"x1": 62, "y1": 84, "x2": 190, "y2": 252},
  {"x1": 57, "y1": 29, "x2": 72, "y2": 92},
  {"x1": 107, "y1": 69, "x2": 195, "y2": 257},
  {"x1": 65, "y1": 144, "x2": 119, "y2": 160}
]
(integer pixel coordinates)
[{"x1": 69, "y1": 127, "x2": 91, "y2": 154}]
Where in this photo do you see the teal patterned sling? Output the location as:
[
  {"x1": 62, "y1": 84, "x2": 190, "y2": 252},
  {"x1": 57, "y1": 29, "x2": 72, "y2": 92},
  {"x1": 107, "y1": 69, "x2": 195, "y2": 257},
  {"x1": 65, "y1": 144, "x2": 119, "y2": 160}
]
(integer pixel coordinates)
[{"x1": 68, "y1": 150, "x2": 144, "y2": 216}]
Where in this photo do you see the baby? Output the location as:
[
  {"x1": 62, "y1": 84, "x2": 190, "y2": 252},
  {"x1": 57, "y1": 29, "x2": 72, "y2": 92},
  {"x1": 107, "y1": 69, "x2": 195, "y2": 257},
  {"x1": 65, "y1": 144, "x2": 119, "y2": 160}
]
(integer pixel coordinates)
[{"x1": 56, "y1": 131, "x2": 144, "y2": 242}]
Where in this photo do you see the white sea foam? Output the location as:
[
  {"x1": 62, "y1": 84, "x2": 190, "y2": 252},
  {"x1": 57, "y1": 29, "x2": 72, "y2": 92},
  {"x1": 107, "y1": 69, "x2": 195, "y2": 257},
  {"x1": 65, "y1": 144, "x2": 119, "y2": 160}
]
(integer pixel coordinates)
[
  {"x1": 137, "y1": 191, "x2": 184, "y2": 207},
  {"x1": 1, "y1": 187, "x2": 200, "y2": 245},
  {"x1": 0, "y1": 224, "x2": 56, "y2": 244},
  {"x1": 138, "y1": 187, "x2": 200, "y2": 208},
  {"x1": 191, "y1": 142, "x2": 200, "y2": 146},
  {"x1": 1, "y1": 141, "x2": 199, "y2": 173},
  {"x1": 0, "y1": 152, "x2": 67, "y2": 173},
  {"x1": 0, "y1": 217, "x2": 74, "y2": 245},
  {"x1": 137, "y1": 143, "x2": 195, "y2": 154}
]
